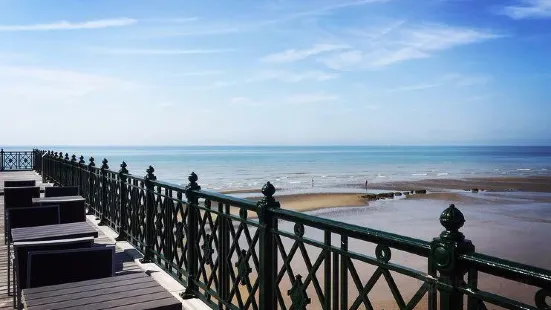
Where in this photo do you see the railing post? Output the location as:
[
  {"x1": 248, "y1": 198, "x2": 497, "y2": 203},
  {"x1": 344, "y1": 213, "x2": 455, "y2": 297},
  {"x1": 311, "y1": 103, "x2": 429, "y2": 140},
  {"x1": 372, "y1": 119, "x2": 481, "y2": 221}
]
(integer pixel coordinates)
[
  {"x1": 63, "y1": 153, "x2": 69, "y2": 186},
  {"x1": 116, "y1": 161, "x2": 129, "y2": 241},
  {"x1": 257, "y1": 182, "x2": 280, "y2": 310},
  {"x1": 0, "y1": 149, "x2": 4, "y2": 171},
  {"x1": 87, "y1": 157, "x2": 96, "y2": 215},
  {"x1": 78, "y1": 156, "x2": 85, "y2": 195},
  {"x1": 53, "y1": 152, "x2": 58, "y2": 184},
  {"x1": 41, "y1": 151, "x2": 47, "y2": 183},
  {"x1": 99, "y1": 159, "x2": 109, "y2": 226},
  {"x1": 181, "y1": 172, "x2": 201, "y2": 299},
  {"x1": 140, "y1": 166, "x2": 157, "y2": 263},
  {"x1": 430, "y1": 204, "x2": 475, "y2": 310},
  {"x1": 70, "y1": 155, "x2": 77, "y2": 187}
]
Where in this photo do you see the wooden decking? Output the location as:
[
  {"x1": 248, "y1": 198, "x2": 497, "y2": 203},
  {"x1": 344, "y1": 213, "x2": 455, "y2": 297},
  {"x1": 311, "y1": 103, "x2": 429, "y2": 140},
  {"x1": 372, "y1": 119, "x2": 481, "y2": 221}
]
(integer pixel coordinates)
[{"x1": 0, "y1": 171, "x2": 172, "y2": 309}]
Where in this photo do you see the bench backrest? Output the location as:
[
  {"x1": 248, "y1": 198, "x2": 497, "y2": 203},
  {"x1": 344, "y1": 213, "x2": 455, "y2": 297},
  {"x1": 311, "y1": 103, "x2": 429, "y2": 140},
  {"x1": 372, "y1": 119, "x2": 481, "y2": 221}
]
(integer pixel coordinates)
[
  {"x1": 8, "y1": 206, "x2": 60, "y2": 240},
  {"x1": 37, "y1": 198, "x2": 86, "y2": 223},
  {"x1": 4, "y1": 180, "x2": 36, "y2": 188},
  {"x1": 14, "y1": 237, "x2": 94, "y2": 290},
  {"x1": 44, "y1": 186, "x2": 79, "y2": 197},
  {"x1": 4, "y1": 186, "x2": 40, "y2": 209},
  {"x1": 26, "y1": 246, "x2": 115, "y2": 288}
]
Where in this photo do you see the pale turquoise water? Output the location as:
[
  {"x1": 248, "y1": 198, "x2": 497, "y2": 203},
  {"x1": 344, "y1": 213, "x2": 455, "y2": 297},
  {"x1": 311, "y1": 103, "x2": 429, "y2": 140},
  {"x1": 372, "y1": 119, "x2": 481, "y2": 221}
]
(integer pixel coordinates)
[{"x1": 7, "y1": 146, "x2": 551, "y2": 191}]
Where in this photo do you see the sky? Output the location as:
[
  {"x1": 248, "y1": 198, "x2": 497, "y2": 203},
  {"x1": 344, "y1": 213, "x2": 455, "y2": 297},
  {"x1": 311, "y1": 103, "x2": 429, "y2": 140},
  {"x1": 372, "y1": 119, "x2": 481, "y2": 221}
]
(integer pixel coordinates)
[{"x1": 0, "y1": 0, "x2": 550, "y2": 146}]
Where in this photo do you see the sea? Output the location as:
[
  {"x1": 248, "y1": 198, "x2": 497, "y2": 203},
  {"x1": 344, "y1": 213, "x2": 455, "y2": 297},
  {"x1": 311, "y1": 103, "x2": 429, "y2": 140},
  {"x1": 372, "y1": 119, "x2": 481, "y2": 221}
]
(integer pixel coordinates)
[{"x1": 8, "y1": 146, "x2": 551, "y2": 192}]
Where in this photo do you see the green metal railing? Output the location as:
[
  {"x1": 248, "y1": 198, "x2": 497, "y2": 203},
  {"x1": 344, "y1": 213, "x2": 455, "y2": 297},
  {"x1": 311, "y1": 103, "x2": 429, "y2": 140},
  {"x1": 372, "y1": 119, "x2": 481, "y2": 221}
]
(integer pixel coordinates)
[
  {"x1": 32, "y1": 149, "x2": 551, "y2": 310},
  {"x1": 0, "y1": 149, "x2": 35, "y2": 171}
]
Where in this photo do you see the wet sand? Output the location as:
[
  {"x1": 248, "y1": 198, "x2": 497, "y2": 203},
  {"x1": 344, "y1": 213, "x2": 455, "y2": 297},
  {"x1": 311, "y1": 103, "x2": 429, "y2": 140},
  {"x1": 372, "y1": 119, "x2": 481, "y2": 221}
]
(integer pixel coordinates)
[{"x1": 362, "y1": 175, "x2": 551, "y2": 193}]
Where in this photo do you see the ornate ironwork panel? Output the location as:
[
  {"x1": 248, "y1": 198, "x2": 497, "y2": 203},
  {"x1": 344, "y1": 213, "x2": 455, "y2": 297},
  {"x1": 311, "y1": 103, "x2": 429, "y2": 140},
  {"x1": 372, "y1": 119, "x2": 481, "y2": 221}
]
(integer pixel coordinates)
[{"x1": 0, "y1": 151, "x2": 33, "y2": 171}]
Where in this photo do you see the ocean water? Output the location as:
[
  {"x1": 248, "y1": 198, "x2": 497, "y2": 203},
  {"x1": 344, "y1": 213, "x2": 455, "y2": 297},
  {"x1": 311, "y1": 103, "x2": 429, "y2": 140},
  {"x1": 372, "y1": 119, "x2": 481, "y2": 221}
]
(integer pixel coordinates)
[{"x1": 9, "y1": 146, "x2": 551, "y2": 191}]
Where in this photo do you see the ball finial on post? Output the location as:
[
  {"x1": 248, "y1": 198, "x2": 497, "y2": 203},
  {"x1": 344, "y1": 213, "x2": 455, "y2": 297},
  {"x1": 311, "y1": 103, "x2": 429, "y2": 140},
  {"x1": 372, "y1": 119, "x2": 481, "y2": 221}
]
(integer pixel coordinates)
[
  {"x1": 119, "y1": 161, "x2": 129, "y2": 175},
  {"x1": 145, "y1": 165, "x2": 157, "y2": 181},
  {"x1": 79, "y1": 155, "x2": 85, "y2": 165},
  {"x1": 262, "y1": 181, "x2": 276, "y2": 198},
  {"x1": 101, "y1": 158, "x2": 109, "y2": 170},
  {"x1": 439, "y1": 204, "x2": 466, "y2": 241}
]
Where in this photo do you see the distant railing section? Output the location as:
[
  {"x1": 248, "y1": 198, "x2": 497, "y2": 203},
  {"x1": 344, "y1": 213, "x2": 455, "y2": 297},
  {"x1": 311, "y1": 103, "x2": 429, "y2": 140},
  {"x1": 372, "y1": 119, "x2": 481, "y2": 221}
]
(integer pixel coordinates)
[
  {"x1": 31, "y1": 149, "x2": 551, "y2": 310},
  {"x1": 0, "y1": 149, "x2": 35, "y2": 171}
]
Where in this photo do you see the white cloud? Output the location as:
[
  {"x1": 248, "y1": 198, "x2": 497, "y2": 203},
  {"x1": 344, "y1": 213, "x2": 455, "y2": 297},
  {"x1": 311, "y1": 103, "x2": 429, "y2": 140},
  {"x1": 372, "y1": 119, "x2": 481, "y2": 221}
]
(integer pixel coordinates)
[
  {"x1": 443, "y1": 73, "x2": 491, "y2": 86},
  {"x1": 142, "y1": 17, "x2": 199, "y2": 23},
  {"x1": 384, "y1": 73, "x2": 490, "y2": 93},
  {"x1": 228, "y1": 97, "x2": 263, "y2": 107},
  {"x1": 387, "y1": 83, "x2": 442, "y2": 92},
  {"x1": 96, "y1": 48, "x2": 234, "y2": 55},
  {"x1": 0, "y1": 18, "x2": 136, "y2": 31},
  {"x1": 499, "y1": 0, "x2": 551, "y2": 19},
  {"x1": 266, "y1": 0, "x2": 390, "y2": 24},
  {"x1": 286, "y1": 93, "x2": 339, "y2": 104},
  {"x1": 0, "y1": 66, "x2": 135, "y2": 99},
  {"x1": 319, "y1": 23, "x2": 501, "y2": 70},
  {"x1": 177, "y1": 70, "x2": 223, "y2": 76},
  {"x1": 260, "y1": 44, "x2": 349, "y2": 63},
  {"x1": 254, "y1": 70, "x2": 338, "y2": 82}
]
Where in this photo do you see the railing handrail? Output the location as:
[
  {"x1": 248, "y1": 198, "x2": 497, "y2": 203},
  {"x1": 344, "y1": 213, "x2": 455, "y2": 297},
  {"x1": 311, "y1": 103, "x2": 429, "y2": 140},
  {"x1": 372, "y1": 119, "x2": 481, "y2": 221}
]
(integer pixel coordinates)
[{"x1": 461, "y1": 252, "x2": 551, "y2": 288}]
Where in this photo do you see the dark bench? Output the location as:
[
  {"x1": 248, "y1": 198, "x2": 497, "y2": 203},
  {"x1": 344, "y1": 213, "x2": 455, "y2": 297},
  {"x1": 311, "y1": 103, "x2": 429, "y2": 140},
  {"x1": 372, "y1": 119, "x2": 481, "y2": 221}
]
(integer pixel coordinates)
[
  {"x1": 6, "y1": 205, "x2": 61, "y2": 300},
  {"x1": 44, "y1": 186, "x2": 79, "y2": 197},
  {"x1": 13, "y1": 237, "x2": 96, "y2": 309}
]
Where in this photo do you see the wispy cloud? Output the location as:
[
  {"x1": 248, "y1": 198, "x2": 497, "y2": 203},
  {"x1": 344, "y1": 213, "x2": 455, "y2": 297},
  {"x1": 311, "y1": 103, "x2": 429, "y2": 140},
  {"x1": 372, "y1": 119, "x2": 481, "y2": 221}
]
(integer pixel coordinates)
[
  {"x1": 443, "y1": 73, "x2": 491, "y2": 86},
  {"x1": 286, "y1": 93, "x2": 339, "y2": 104},
  {"x1": 319, "y1": 23, "x2": 501, "y2": 70},
  {"x1": 0, "y1": 65, "x2": 135, "y2": 98},
  {"x1": 385, "y1": 73, "x2": 490, "y2": 92},
  {"x1": 498, "y1": 0, "x2": 551, "y2": 19},
  {"x1": 178, "y1": 70, "x2": 224, "y2": 76},
  {"x1": 143, "y1": 0, "x2": 388, "y2": 38},
  {"x1": 228, "y1": 97, "x2": 264, "y2": 107},
  {"x1": 254, "y1": 70, "x2": 338, "y2": 82},
  {"x1": 0, "y1": 18, "x2": 136, "y2": 31},
  {"x1": 142, "y1": 17, "x2": 199, "y2": 23},
  {"x1": 260, "y1": 44, "x2": 349, "y2": 63},
  {"x1": 387, "y1": 83, "x2": 442, "y2": 92},
  {"x1": 273, "y1": 0, "x2": 390, "y2": 22},
  {"x1": 96, "y1": 48, "x2": 234, "y2": 55}
]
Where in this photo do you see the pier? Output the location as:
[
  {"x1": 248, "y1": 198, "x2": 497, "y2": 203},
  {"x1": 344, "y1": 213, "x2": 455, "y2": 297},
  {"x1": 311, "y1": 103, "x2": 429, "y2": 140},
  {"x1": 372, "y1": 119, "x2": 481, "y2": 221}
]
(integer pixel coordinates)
[{"x1": 1, "y1": 149, "x2": 550, "y2": 310}]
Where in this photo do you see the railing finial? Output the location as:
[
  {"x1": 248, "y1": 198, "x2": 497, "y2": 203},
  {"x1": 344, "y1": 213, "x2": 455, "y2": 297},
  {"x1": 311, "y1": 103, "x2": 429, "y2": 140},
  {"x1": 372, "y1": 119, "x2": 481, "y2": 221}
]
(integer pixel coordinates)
[
  {"x1": 439, "y1": 204, "x2": 465, "y2": 241},
  {"x1": 79, "y1": 155, "x2": 85, "y2": 165},
  {"x1": 119, "y1": 161, "x2": 129, "y2": 175},
  {"x1": 145, "y1": 165, "x2": 157, "y2": 181},
  {"x1": 262, "y1": 181, "x2": 276, "y2": 198},
  {"x1": 88, "y1": 157, "x2": 95, "y2": 168},
  {"x1": 71, "y1": 154, "x2": 77, "y2": 163},
  {"x1": 185, "y1": 172, "x2": 200, "y2": 191},
  {"x1": 64, "y1": 153, "x2": 69, "y2": 161},
  {"x1": 101, "y1": 158, "x2": 109, "y2": 170}
]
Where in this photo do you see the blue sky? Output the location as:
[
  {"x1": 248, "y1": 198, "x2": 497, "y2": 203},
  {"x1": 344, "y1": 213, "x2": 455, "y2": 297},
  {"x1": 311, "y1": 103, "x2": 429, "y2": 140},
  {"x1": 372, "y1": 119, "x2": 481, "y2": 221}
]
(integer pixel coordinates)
[{"x1": 0, "y1": 0, "x2": 550, "y2": 146}]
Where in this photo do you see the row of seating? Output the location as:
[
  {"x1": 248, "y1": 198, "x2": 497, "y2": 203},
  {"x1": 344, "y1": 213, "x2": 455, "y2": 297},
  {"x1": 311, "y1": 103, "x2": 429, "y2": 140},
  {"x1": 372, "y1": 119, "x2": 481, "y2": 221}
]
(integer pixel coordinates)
[{"x1": 3, "y1": 180, "x2": 113, "y2": 309}]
